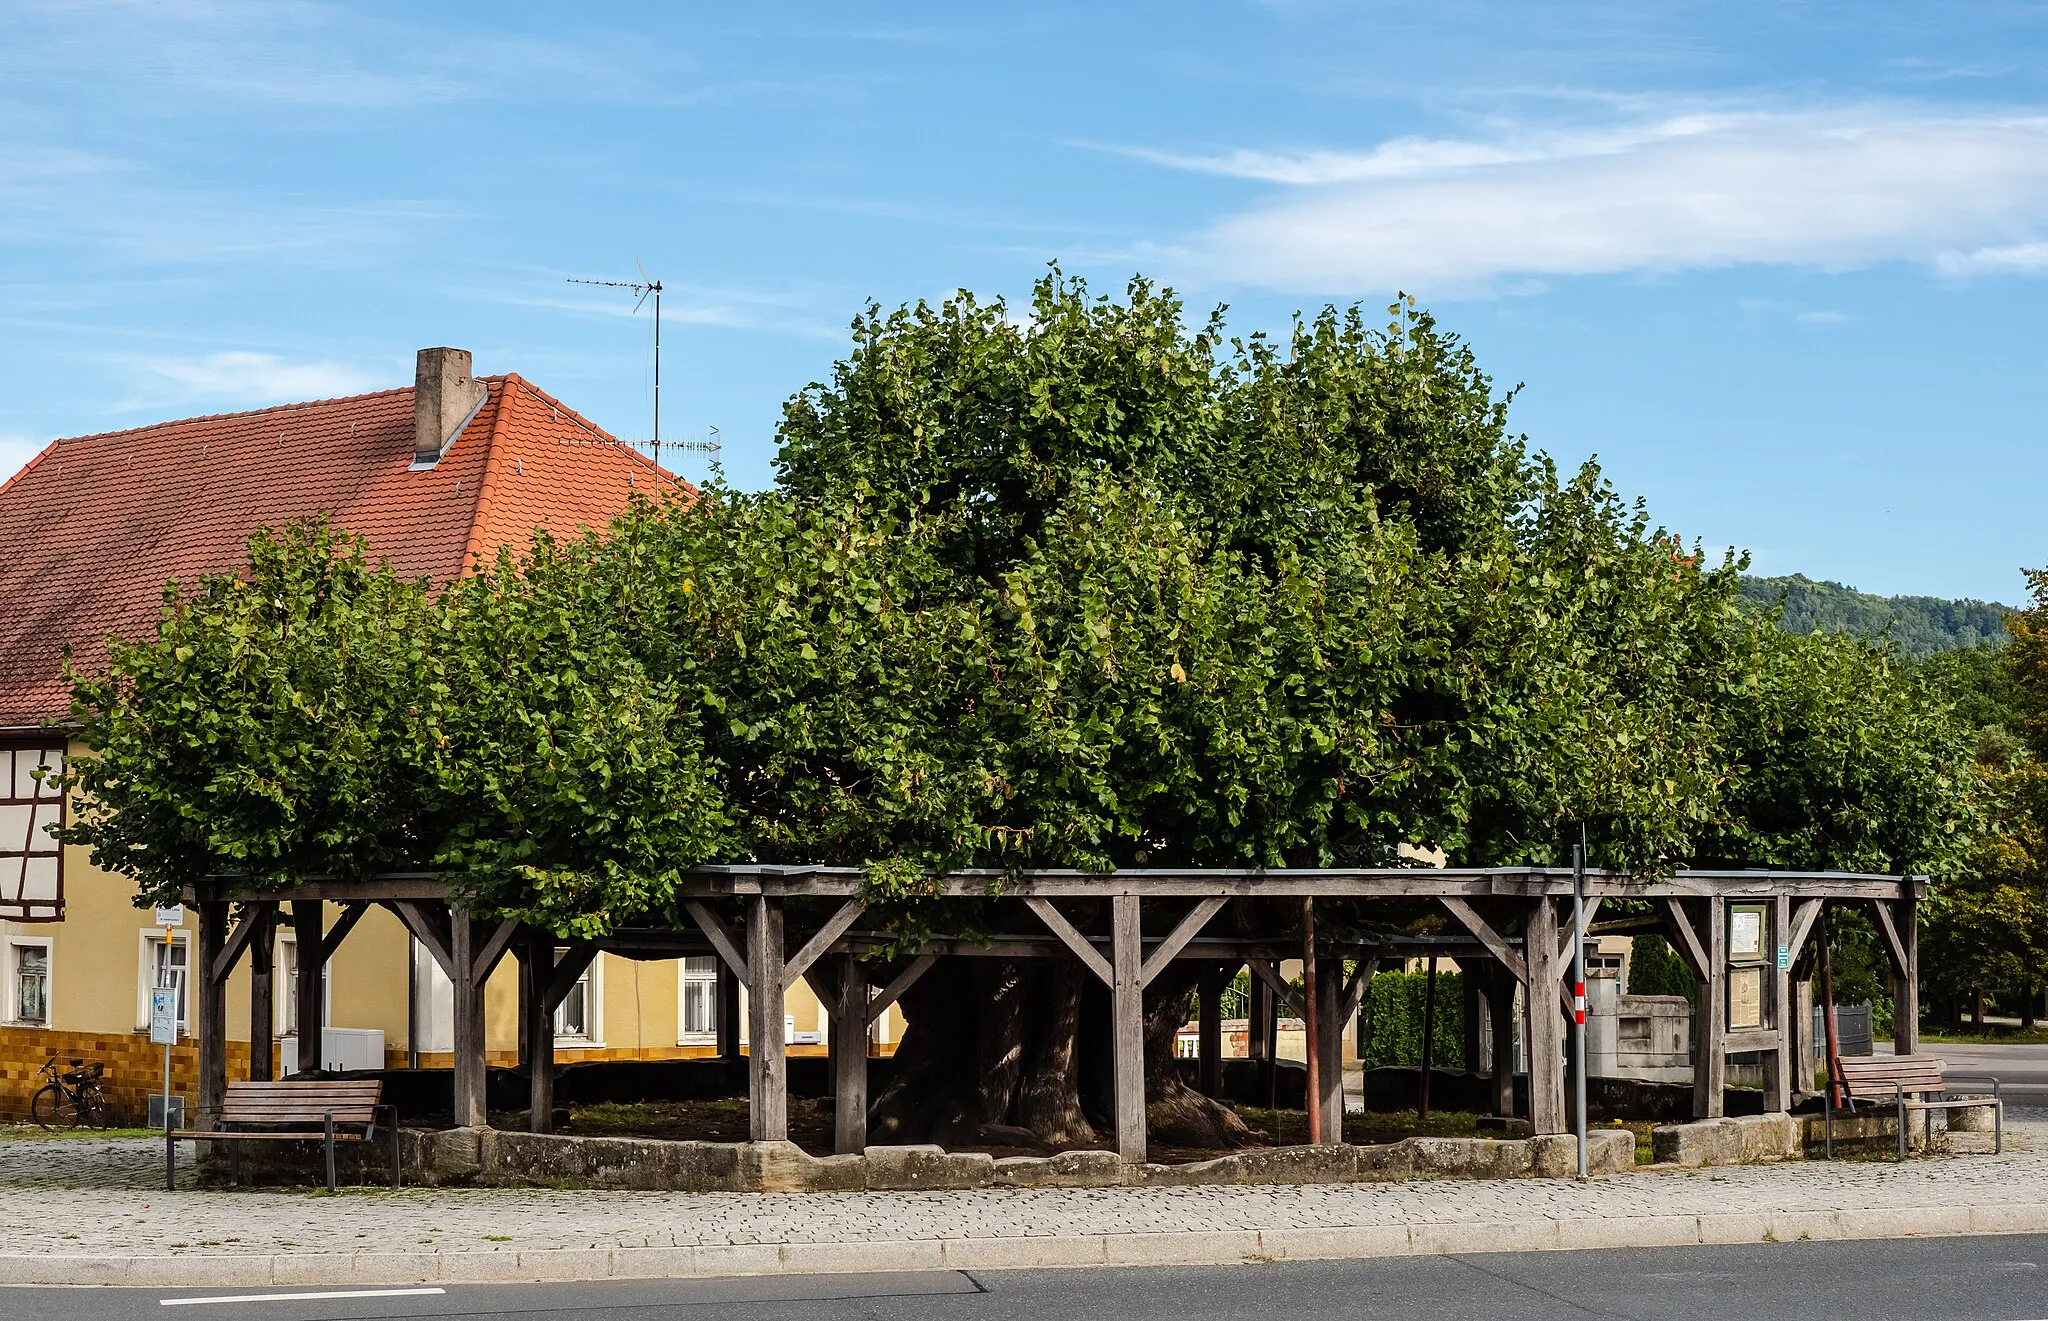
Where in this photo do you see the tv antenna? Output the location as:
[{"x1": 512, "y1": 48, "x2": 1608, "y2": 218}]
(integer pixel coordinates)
[{"x1": 567, "y1": 264, "x2": 670, "y2": 469}]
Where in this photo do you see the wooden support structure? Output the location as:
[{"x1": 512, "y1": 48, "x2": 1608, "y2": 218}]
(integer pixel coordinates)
[
  {"x1": 1763, "y1": 894, "x2": 1792, "y2": 1114},
  {"x1": 521, "y1": 931, "x2": 555, "y2": 1133},
  {"x1": 1522, "y1": 898, "x2": 1566, "y2": 1134},
  {"x1": 832, "y1": 954, "x2": 869, "y2": 1154},
  {"x1": 291, "y1": 899, "x2": 325, "y2": 1072},
  {"x1": 246, "y1": 904, "x2": 276, "y2": 1083},
  {"x1": 449, "y1": 913, "x2": 488, "y2": 1128},
  {"x1": 747, "y1": 895, "x2": 787, "y2": 1142},
  {"x1": 196, "y1": 900, "x2": 229, "y2": 1131},
  {"x1": 1197, "y1": 970, "x2": 1224, "y2": 1098},
  {"x1": 717, "y1": 962, "x2": 741, "y2": 1061},
  {"x1": 1313, "y1": 952, "x2": 1346, "y2": 1142},
  {"x1": 1686, "y1": 897, "x2": 1728, "y2": 1119},
  {"x1": 1110, "y1": 894, "x2": 1146, "y2": 1163},
  {"x1": 1486, "y1": 965, "x2": 1518, "y2": 1118}
]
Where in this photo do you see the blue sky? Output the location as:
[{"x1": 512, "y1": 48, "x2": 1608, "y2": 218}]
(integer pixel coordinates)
[{"x1": 3, "y1": 2, "x2": 2046, "y2": 603}]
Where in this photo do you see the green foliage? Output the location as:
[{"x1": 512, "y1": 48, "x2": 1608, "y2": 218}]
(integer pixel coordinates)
[
  {"x1": 1741, "y1": 573, "x2": 2011, "y2": 658},
  {"x1": 1359, "y1": 968, "x2": 1465, "y2": 1069},
  {"x1": 1626, "y1": 935, "x2": 1693, "y2": 998},
  {"x1": 58, "y1": 271, "x2": 1981, "y2": 940}
]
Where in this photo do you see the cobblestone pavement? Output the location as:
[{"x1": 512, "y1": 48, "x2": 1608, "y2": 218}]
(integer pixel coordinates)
[{"x1": 0, "y1": 1124, "x2": 2035, "y2": 1261}]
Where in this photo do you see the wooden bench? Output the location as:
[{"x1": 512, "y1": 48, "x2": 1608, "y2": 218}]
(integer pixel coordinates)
[
  {"x1": 1832, "y1": 1056, "x2": 2002, "y2": 1159},
  {"x1": 166, "y1": 1080, "x2": 398, "y2": 1191}
]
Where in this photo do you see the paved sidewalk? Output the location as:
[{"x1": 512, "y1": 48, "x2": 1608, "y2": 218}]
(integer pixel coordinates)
[{"x1": 0, "y1": 1127, "x2": 2040, "y2": 1286}]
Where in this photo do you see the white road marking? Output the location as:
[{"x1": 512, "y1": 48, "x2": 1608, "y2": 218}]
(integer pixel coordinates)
[{"x1": 160, "y1": 1288, "x2": 446, "y2": 1306}]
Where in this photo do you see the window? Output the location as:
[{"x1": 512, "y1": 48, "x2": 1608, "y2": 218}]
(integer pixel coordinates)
[
  {"x1": 680, "y1": 956, "x2": 718, "y2": 1038},
  {"x1": 9, "y1": 940, "x2": 50, "y2": 1025},
  {"x1": 275, "y1": 935, "x2": 331, "y2": 1036},
  {"x1": 553, "y1": 951, "x2": 600, "y2": 1043},
  {"x1": 0, "y1": 745, "x2": 64, "y2": 922},
  {"x1": 137, "y1": 931, "x2": 189, "y2": 1030}
]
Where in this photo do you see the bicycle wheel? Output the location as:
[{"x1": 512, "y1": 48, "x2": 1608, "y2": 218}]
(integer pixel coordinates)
[
  {"x1": 30, "y1": 1084, "x2": 72, "y2": 1130},
  {"x1": 77, "y1": 1086, "x2": 108, "y2": 1130}
]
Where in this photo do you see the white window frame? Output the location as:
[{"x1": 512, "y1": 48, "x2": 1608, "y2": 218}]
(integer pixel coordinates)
[
  {"x1": 0, "y1": 745, "x2": 65, "y2": 922},
  {"x1": 136, "y1": 928, "x2": 191, "y2": 1032},
  {"x1": 677, "y1": 955, "x2": 721, "y2": 1043},
  {"x1": 273, "y1": 931, "x2": 331, "y2": 1037},
  {"x1": 552, "y1": 950, "x2": 603, "y2": 1047},
  {"x1": 8, "y1": 935, "x2": 52, "y2": 1026}
]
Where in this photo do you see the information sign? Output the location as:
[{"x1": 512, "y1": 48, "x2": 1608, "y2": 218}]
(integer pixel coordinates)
[
  {"x1": 154, "y1": 906, "x2": 182, "y2": 928},
  {"x1": 149, "y1": 986, "x2": 179, "y2": 1045}
]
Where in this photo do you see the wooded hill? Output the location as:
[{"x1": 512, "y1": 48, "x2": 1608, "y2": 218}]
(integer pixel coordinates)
[{"x1": 1741, "y1": 573, "x2": 2013, "y2": 657}]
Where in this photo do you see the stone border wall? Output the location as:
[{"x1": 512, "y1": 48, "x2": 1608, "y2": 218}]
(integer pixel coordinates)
[{"x1": 391, "y1": 1126, "x2": 1637, "y2": 1192}]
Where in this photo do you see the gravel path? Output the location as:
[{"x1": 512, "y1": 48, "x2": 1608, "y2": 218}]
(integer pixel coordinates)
[{"x1": 0, "y1": 1123, "x2": 2031, "y2": 1260}]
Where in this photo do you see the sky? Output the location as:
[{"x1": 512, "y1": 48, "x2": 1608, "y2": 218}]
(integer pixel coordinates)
[{"x1": 2, "y1": 1, "x2": 2045, "y2": 603}]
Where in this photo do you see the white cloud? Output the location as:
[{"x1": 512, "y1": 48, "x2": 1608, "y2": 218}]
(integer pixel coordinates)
[
  {"x1": 1148, "y1": 108, "x2": 2048, "y2": 295},
  {"x1": 1796, "y1": 310, "x2": 1852, "y2": 325},
  {"x1": 137, "y1": 352, "x2": 381, "y2": 406},
  {"x1": 1933, "y1": 242, "x2": 2048, "y2": 275}
]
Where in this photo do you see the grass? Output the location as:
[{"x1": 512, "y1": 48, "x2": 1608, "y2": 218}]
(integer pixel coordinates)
[
  {"x1": 0, "y1": 1124, "x2": 159, "y2": 1140},
  {"x1": 1918, "y1": 1027, "x2": 2048, "y2": 1045}
]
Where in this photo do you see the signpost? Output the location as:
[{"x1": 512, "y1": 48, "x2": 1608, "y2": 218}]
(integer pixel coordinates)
[{"x1": 152, "y1": 907, "x2": 181, "y2": 1135}]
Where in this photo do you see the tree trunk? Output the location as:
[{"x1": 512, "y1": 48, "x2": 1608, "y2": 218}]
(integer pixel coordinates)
[
  {"x1": 1142, "y1": 962, "x2": 1256, "y2": 1149},
  {"x1": 1015, "y1": 960, "x2": 1098, "y2": 1145}
]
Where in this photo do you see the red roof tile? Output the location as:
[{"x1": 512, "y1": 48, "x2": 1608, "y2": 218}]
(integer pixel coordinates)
[{"x1": 0, "y1": 374, "x2": 687, "y2": 727}]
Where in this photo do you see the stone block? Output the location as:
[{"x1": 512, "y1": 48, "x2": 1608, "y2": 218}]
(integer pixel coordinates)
[
  {"x1": 739, "y1": 1141, "x2": 864, "y2": 1192},
  {"x1": 1133, "y1": 1154, "x2": 1243, "y2": 1186},
  {"x1": 417, "y1": 1126, "x2": 484, "y2": 1184},
  {"x1": 1406, "y1": 1136, "x2": 1534, "y2": 1180},
  {"x1": 1588, "y1": 1127, "x2": 1636, "y2": 1174},
  {"x1": 992, "y1": 1149, "x2": 1126, "y2": 1188},
  {"x1": 862, "y1": 1144, "x2": 994, "y2": 1190},
  {"x1": 1353, "y1": 1140, "x2": 1417, "y2": 1182},
  {"x1": 1947, "y1": 1098, "x2": 1997, "y2": 1133},
  {"x1": 1655, "y1": 1113, "x2": 1800, "y2": 1167},
  {"x1": 1233, "y1": 1144, "x2": 1358, "y2": 1184}
]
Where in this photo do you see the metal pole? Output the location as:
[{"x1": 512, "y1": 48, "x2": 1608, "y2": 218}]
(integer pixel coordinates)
[{"x1": 1572, "y1": 837, "x2": 1588, "y2": 1179}]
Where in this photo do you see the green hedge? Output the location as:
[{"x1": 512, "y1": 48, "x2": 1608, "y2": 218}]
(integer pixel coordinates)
[
  {"x1": 1627, "y1": 935, "x2": 1694, "y2": 998},
  {"x1": 1359, "y1": 969, "x2": 1466, "y2": 1068}
]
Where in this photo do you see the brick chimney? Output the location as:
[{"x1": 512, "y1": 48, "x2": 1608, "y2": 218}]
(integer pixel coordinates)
[{"x1": 411, "y1": 347, "x2": 487, "y2": 469}]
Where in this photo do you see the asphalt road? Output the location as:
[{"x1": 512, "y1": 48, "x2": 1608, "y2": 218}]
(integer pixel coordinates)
[
  {"x1": 1901, "y1": 1042, "x2": 2048, "y2": 1119},
  {"x1": 18, "y1": 1236, "x2": 2048, "y2": 1321}
]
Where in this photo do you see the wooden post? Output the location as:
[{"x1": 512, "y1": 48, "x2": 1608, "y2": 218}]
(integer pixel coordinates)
[
  {"x1": 1893, "y1": 895, "x2": 1921, "y2": 1057},
  {"x1": 1764, "y1": 894, "x2": 1791, "y2": 1114},
  {"x1": 1791, "y1": 976, "x2": 1816, "y2": 1100},
  {"x1": 1488, "y1": 966, "x2": 1517, "y2": 1119},
  {"x1": 1523, "y1": 899, "x2": 1566, "y2": 1134},
  {"x1": 1460, "y1": 965, "x2": 1482, "y2": 1074},
  {"x1": 1691, "y1": 897, "x2": 1727, "y2": 1119},
  {"x1": 833, "y1": 953, "x2": 868, "y2": 1154},
  {"x1": 1315, "y1": 953, "x2": 1345, "y2": 1143},
  {"x1": 247, "y1": 905, "x2": 275, "y2": 1083},
  {"x1": 1197, "y1": 972, "x2": 1223, "y2": 1098},
  {"x1": 716, "y1": 961, "x2": 741, "y2": 1062},
  {"x1": 1418, "y1": 954, "x2": 1438, "y2": 1121},
  {"x1": 196, "y1": 900, "x2": 229, "y2": 1132},
  {"x1": 1111, "y1": 894, "x2": 1146, "y2": 1163},
  {"x1": 450, "y1": 912, "x2": 487, "y2": 1128},
  {"x1": 291, "y1": 899, "x2": 324, "y2": 1074},
  {"x1": 523, "y1": 932, "x2": 555, "y2": 1133},
  {"x1": 747, "y1": 895, "x2": 788, "y2": 1142},
  {"x1": 1301, "y1": 898, "x2": 1320, "y2": 1145}
]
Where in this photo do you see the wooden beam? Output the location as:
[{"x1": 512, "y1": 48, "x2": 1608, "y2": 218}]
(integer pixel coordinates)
[
  {"x1": 210, "y1": 904, "x2": 267, "y2": 984},
  {"x1": 1340, "y1": 953, "x2": 1376, "y2": 1023},
  {"x1": 782, "y1": 899, "x2": 865, "y2": 990},
  {"x1": 1557, "y1": 898, "x2": 1603, "y2": 969},
  {"x1": 470, "y1": 918, "x2": 522, "y2": 987},
  {"x1": 1110, "y1": 895, "x2": 1146, "y2": 1163},
  {"x1": 542, "y1": 943, "x2": 600, "y2": 1015},
  {"x1": 449, "y1": 915, "x2": 486, "y2": 1127},
  {"x1": 1139, "y1": 897, "x2": 1229, "y2": 988},
  {"x1": 1247, "y1": 956, "x2": 1307, "y2": 1020},
  {"x1": 1023, "y1": 898, "x2": 1114, "y2": 985},
  {"x1": 1868, "y1": 899, "x2": 1910, "y2": 978},
  {"x1": 747, "y1": 896, "x2": 788, "y2": 1142},
  {"x1": 1523, "y1": 899, "x2": 1566, "y2": 1134},
  {"x1": 196, "y1": 901, "x2": 229, "y2": 1130},
  {"x1": 1440, "y1": 897, "x2": 1528, "y2": 984},
  {"x1": 833, "y1": 954, "x2": 869, "y2": 1155},
  {"x1": 1691, "y1": 897, "x2": 1727, "y2": 1120},
  {"x1": 317, "y1": 902, "x2": 369, "y2": 964},
  {"x1": 1784, "y1": 898, "x2": 1824, "y2": 966},
  {"x1": 1659, "y1": 897, "x2": 1711, "y2": 982},
  {"x1": 865, "y1": 952, "x2": 937, "y2": 1028},
  {"x1": 681, "y1": 899, "x2": 750, "y2": 982},
  {"x1": 389, "y1": 901, "x2": 455, "y2": 979}
]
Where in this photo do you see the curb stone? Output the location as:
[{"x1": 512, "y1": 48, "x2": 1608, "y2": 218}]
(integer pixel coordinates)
[{"x1": 7, "y1": 1202, "x2": 2048, "y2": 1286}]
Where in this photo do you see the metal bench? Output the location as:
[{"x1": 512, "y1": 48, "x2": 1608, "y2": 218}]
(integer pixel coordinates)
[
  {"x1": 166, "y1": 1079, "x2": 398, "y2": 1191},
  {"x1": 1833, "y1": 1056, "x2": 2001, "y2": 1160}
]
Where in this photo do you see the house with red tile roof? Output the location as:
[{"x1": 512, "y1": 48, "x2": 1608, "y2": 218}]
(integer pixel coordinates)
[{"x1": 0, "y1": 350, "x2": 889, "y2": 1121}]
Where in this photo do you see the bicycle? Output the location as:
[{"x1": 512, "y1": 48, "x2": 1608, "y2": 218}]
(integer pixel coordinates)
[{"x1": 31, "y1": 1056, "x2": 108, "y2": 1130}]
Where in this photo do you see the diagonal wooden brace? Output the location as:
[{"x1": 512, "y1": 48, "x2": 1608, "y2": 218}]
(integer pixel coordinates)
[
  {"x1": 782, "y1": 900, "x2": 865, "y2": 991},
  {"x1": 682, "y1": 899, "x2": 750, "y2": 983},
  {"x1": 1024, "y1": 898, "x2": 1113, "y2": 985},
  {"x1": 1139, "y1": 897, "x2": 1229, "y2": 988}
]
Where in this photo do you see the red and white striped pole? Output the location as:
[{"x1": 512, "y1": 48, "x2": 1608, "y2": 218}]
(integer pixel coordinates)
[{"x1": 1571, "y1": 833, "x2": 1588, "y2": 1180}]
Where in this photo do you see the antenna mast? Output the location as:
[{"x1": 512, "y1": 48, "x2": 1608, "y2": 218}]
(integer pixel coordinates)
[{"x1": 568, "y1": 268, "x2": 665, "y2": 468}]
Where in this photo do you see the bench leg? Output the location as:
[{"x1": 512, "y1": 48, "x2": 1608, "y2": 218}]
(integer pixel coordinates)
[
  {"x1": 165, "y1": 1135, "x2": 175, "y2": 1192},
  {"x1": 324, "y1": 1113, "x2": 337, "y2": 1193},
  {"x1": 1896, "y1": 1087, "x2": 1907, "y2": 1162},
  {"x1": 229, "y1": 1139, "x2": 239, "y2": 1187},
  {"x1": 387, "y1": 1107, "x2": 401, "y2": 1190}
]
